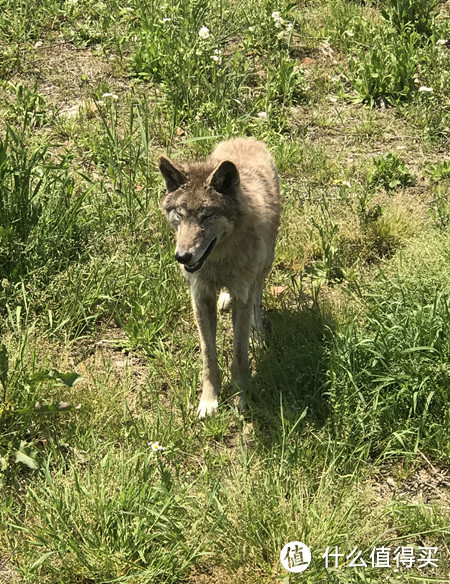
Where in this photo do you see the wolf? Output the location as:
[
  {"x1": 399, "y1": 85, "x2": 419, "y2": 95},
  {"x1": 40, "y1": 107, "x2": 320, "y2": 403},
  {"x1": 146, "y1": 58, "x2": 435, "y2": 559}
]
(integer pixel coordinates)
[{"x1": 159, "y1": 138, "x2": 280, "y2": 417}]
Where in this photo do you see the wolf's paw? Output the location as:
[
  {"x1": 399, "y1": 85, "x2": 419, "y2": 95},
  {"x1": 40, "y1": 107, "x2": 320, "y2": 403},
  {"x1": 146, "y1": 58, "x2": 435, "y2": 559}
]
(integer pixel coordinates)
[
  {"x1": 217, "y1": 290, "x2": 231, "y2": 312},
  {"x1": 197, "y1": 398, "x2": 219, "y2": 419},
  {"x1": 231, "y1": 391, "x2": 247, "y2": 412}
]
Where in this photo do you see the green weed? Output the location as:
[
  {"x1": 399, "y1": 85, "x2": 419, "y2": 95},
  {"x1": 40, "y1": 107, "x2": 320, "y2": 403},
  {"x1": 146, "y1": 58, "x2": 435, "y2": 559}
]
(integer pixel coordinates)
[
  {"x1": 310, "y1": 201, "x2": 343, "y2": 283},
  {"x1": 356, "y1": 188, "x2": 383, "y2": 230},
  {"x1": 428, "y1": 185, "x2": 450, "y2": 231},
  {"x1": 322, "y1": 0, "x2": 376, "y2": 52},
  {"x1": 381, "y1": 0, "x2": 439, "y2": 36},
  {"x1": 368, "y1": 153, "x2": 415, "y2": 191},
  {"x1": 426, "y1": 160, "x2": 450, "y2": 183},
  {"x1": 348, "y1": 27, "x2": 421, "y2": 105},
  {"x1": 0, "y1": 337, "x2": 81, "y2": 485}
]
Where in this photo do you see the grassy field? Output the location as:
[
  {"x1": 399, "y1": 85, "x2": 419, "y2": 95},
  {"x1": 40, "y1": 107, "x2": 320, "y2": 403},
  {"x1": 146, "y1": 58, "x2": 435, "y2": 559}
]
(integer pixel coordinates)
[{"x1": 1, "y1": 0, "x2": 450, "y2": 582}]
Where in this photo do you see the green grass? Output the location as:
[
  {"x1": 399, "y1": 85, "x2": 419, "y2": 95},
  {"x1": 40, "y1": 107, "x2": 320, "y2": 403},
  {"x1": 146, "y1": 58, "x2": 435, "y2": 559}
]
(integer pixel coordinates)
[{"x1": 0, "y1": 0, "x2": 450, "y2": 582}]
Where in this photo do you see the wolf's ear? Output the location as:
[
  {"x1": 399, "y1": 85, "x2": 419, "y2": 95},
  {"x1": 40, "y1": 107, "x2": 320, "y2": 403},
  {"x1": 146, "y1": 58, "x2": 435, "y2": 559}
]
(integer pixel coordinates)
[
  {"x1": 209, "y1": 160, "x2": 239, "y2": 196},
  {"x1": 159, "y1": 156, "x2": 187, "y2": 192}
]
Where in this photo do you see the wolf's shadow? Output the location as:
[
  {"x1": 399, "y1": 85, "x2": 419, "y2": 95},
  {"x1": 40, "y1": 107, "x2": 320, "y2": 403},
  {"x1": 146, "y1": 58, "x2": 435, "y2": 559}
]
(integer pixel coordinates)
[{"x1": 247, "y1": 299, "x2": 332, "y2": 443}]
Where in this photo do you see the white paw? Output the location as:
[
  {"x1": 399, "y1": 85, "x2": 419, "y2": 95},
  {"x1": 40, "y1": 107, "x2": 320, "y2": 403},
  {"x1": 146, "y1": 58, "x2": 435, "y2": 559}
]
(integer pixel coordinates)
[
  {"x1": 197, "y1": 398, "x2": 219, "y2": 419},
  {"x1": 217, "y1": 290, "x2": 231, "y2": 312}
]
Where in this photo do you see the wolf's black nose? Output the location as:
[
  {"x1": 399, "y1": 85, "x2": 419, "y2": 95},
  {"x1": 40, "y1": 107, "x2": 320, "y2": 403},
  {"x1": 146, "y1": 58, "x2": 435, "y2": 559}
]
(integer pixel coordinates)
[{"x1": 175, "y1": 251, "x2": 193, "y2": 265}]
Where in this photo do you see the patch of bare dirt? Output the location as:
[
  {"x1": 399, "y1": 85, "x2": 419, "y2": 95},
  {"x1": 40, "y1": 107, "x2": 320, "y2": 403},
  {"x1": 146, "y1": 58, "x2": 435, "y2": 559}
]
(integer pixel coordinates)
[
  {"x1": 11, "y1": 40, "x2": 127, "y2": 112},
  {"x1": 71, "y1": 324, "x2": 151, "y2": 413},
  {"x1": 0, "y1": 559, "x2": 18, "y2": 584},
  {"x1": 370, "y1": 457, "x2": 450, "y2": 509},
  {"x1": 190, "y1": 565, "x2": 276, "y2": 584}
]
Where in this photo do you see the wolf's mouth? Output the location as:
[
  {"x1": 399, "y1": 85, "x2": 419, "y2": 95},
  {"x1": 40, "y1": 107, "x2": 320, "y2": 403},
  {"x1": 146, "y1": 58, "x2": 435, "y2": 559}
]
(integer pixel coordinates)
[{"x1": 184, "y1": 238, "x2": 217, "y2": 273}]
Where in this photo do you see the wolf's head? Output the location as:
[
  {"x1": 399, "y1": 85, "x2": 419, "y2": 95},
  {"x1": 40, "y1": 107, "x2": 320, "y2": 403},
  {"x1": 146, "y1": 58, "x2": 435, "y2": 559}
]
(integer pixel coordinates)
[{"x1": 159, "y1": 156, "x2": 239, "y2": 273}]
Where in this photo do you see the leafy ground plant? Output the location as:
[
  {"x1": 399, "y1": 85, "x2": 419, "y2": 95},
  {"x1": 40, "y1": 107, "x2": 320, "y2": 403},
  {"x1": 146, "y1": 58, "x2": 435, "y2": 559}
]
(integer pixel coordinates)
[
  {"x1": 381, "y1": 0, "x2": 439, "y2": 35},
  {"x1": 0, "y1": 341, "x2": 81, "y2": 482},
  {"x1": 426, "y1": 160, "x2": 450, "y2": 183},
  {"x1": 368, "y1": 152, "x2": 415, "y2": 190},
  {"x1": 348, "y1": 26, "x2": 421, "y2": 105}
]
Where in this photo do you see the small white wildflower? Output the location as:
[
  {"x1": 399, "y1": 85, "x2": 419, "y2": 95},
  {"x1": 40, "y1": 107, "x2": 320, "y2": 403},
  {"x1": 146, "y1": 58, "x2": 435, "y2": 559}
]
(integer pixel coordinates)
[
  {"x1": 149, "y1": 441, "x2": 166, "y2": 452},
  {"x1": 211, "y1": 49, "x2": 223, "y2": 63},
  {"x1": 102, "y1": 92, "x2": 118, "y2": 99},
  {"x1": 271, "y1": 11, "x2": 280, "y2": 20},
  {"x1": 436, "y1": 39, "x2": 448, "y2": 46},
  {"x1": 162, "y1": 17, "x2": 171, "y2": 23},
  {"x1": 198, "y1": 26, "x2": 210, "y2": 39},
  {"x1": 274, "y1": 19, "x2": 283, "y2": 28},
  {"x1": 342, "y1": 181, "x2": 351, "y2": 187},
  {"x1": 257, "y1": 111, "x2": 267, "y2": 119},
  {"x1": 418, "y1": 86, "x2": 433, "y2": 92},
  {"x1": 248, "y1": 26, "x2": 254, "y2": 32},
  {"x1": 286, "y1": 22, "x2": 293, "y2": 32}
]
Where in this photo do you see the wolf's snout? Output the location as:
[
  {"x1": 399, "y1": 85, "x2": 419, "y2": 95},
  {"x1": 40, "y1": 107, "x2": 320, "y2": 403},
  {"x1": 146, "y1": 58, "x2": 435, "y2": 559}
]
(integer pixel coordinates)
[{"x1": 175, "y1": 250, "x2": 193, "y2": 265}]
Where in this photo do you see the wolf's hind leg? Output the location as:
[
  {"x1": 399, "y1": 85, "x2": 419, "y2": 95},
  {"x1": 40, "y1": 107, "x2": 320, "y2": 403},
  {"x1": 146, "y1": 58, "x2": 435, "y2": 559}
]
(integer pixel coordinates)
[
  {"x1": 192, "y1": 292, "x2": 221, "y2": 418},
  {"x1": 231, "y1": 296, "x2": 253, "y2": 410},
  {"x1": 251, "y1": 276, "x2": 265, "y2": 339}
]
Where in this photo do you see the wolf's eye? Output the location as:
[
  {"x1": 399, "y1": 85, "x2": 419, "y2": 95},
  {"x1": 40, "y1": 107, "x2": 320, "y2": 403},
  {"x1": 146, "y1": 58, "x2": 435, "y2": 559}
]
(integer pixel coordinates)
[
  {"x1": 175, "y1": 209, "x2": 185, "y2": 219},
  {"x1": 201, "y1": 212, "x2": 215, "y2": 221}
]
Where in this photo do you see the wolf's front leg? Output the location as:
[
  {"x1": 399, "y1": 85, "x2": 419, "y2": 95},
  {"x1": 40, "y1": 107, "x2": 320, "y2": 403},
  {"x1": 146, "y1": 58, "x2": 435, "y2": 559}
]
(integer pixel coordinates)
[
  {"x1": 231, "y1": 295, "x2": 253, "y2": 410},
  {"x1": 192, "y1": 292, "x2": 220, "y2": 418}
]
